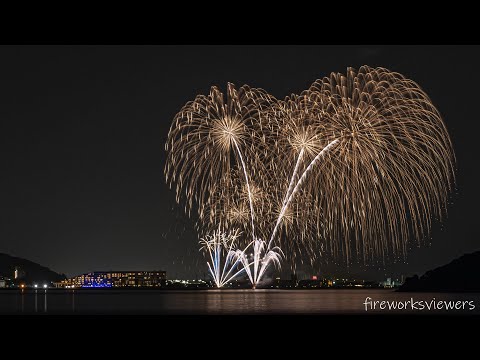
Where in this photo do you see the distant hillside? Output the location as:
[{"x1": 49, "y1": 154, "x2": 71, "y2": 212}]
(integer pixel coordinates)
[
  {"x1": 399, "y1": 251, "x2": 480, "y2": 292},
  {"x1": 0, "y1": 253, "x2": 66, "y2": 284}
]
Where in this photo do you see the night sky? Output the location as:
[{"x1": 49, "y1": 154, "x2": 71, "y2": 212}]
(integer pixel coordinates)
[{"x1": 0, "y1": 45, "x2": 478, "y2": 280}]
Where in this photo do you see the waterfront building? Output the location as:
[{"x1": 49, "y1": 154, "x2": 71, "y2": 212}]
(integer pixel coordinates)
[{"x1": 57, "y1": 271, "x2": 166, "y2": 288}]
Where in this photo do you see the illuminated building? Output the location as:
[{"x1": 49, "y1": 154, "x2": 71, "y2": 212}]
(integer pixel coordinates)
[
  {"x1": 14, "y1": 266, "x2": 25, "y2": 280},
  {"x1": 58, "y1": 271, "x2": 166, "y2": 288},
  {"x1": 380, "y1": 277, "x2": 403, "y2": 288},
  {"x1": 165, "y1": 279, "x2": 209, "y2": 289}
]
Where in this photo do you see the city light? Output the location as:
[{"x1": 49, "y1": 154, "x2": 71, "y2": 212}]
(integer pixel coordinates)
[
  {"x1": 59, "y1": 271, "x2": 166, "y2": 288},
  {"x1": 43, "y1": 284, "x2": 48, "y2": 289},
  {"x1": 34, "y1": 284, "x2": 38, "y2": 288}
]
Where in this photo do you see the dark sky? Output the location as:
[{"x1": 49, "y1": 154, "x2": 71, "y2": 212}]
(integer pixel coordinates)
[{"x1": 0, "y1": 45, "x2": 478, "y2": 280}]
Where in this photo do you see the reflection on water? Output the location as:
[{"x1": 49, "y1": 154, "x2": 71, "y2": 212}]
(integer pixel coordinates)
[
  {"x1": 15, "y1": 288, "x2": 49, "y2": 313},
  {"x1": 1, "y1": 289, "x2": 479, "y2": 314}
]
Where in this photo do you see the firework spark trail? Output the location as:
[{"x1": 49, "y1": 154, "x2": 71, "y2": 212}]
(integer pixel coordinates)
[
  {"x1": 232, "y1": 138, "x2": 256, "y2": 241},
  {"x1": 237, "y1": 239, "x2": 283, "y2": 288},
  {"x1": 200, "y1": 229, "x2": 245, "y2": 287},
  {"x1": 271, "y1": 148, "x2": 305, "y2": 240},
  {"x1": 255, "y1": 242, "x2": 283, "y2": 286},
  {"x1": 268, "y1": 139, "x2": 340, "y2": 249}
]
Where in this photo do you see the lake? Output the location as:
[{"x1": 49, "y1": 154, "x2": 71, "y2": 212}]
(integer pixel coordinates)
[{"x1": 1, "y1": 289, "x2": 479, "y2": 315}]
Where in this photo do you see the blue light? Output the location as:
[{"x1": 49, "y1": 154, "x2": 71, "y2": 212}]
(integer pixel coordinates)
[
  {"x1": 81, "y1": 278, "x2": 113, "y2": 288},
  {"x1": 81, "y1": 283, "x2": 112, "y2": 288}
]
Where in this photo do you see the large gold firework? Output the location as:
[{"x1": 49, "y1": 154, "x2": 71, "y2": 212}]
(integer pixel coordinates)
[
  {"x1": 303, "y1": 66, "x2": 456, "y2": 261},
  {"x1": 165, "y1": 66, "x2": 455, "y2": 266},
  {"x1": 164, "y1": 83, "x2": 275, "y2": 229}
]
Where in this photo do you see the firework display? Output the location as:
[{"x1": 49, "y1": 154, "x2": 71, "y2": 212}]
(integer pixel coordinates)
[
  {"x1": 165, "y1": 66, "x2": 455, "y2": 287},
  {"x1": 199, "y1": 229, "x2": 245, "y2": 288}
]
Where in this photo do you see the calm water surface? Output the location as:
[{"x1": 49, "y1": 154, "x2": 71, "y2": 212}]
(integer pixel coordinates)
[{"x1": 1, "y1": 289, "x2": 479, "y2": 315}]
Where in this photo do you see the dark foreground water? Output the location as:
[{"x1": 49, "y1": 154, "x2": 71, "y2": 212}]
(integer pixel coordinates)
[{"x1": 1, "y1": 289, "x2": 479, "y2": 315}]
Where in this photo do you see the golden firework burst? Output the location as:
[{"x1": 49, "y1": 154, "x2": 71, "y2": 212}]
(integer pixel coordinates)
[{"x1": 165, "y1": 66, "x2": 456, "y2": 267}]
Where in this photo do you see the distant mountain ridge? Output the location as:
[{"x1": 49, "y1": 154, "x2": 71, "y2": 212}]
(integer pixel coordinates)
[
  {"x1": 0, "y1": 253, "x2": 65, "y2": 283},
  {"x1": 399, "y1": 251, "x2": 480, "y2": 292}
]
